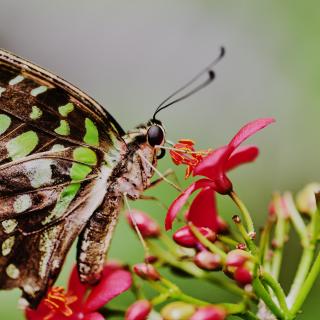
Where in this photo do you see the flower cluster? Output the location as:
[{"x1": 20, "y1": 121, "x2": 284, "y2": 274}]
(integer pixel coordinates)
[{"x1": 21, "y1": 118, "x2": 320, "y2": 320}]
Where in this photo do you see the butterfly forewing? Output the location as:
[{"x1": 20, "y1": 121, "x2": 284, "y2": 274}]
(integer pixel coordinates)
[{"x1": 0, "y1": 49, "x2": 126, "y2": 306}]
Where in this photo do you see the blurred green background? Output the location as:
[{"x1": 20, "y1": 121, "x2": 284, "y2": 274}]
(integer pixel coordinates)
[{"x1": 0, "y1": 1, "x2": 320, "y2": 318}]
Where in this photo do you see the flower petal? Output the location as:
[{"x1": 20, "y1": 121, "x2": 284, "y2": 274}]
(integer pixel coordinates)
[
  {"x1": 84, "y1": 312, "x2": 105, "y2": 320},
  {"x1": 225, "y1": 146, "x2": 259, "y2": 171},
  {"x1": 165, "y1": 179, "x2": 214, "y2": 230},
  {"x1": 67, "y1": 265, "x2": 87, "y2": 302},
  {"x1": 193, "y1": 146, "x2": 230, "y2": 180},
  {"x1": 84, "y1": 269, "x2": 132, "y2": 312},
  {"x1": 186, "y1": 187, "x2": 219, "y2": 231},
  {"x1": 228, "y1": 118, "x2": 275, "y2": 150}
]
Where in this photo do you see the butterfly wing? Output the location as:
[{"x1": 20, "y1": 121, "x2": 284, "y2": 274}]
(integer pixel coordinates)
[{"x1": 0, "y1": 49, "x2": 126, "y2": 306}]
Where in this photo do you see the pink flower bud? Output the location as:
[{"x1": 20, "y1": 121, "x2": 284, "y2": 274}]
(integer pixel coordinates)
[
  {"x1": 125, "y1": 300, "x2": 152, "y2": 320},
  {"x1": 194, "y1": 250, "x2": 222, "y2": 271},
  {"x1": 133, "y1": 263, "x2": 160, "y2": 281},
  {"x1": 226, "y1": 249, "x2": 251, "y2": 267},
  {"x1": 144, "y1": 255, "x2": 158, "y2": 264},
  {"x1": 190, "y1": 306, "x2": 226, "y2": 320},
  {"x1": 127, "y1": 210, "x2": 161, "y2": 238},
  {"x1": 234, "y1": 265, "x2": 253, "y2": 285},
  {"x1": 173, "y1": 226, "x2": 216, "y2": 248}
]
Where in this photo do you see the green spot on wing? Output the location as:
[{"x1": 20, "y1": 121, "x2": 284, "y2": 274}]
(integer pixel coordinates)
[
  {"x1": 51, "y1": 183, "x2": 81, "y2": 217},
  {"x1": 70, "y1": 163, "x2": 92, "y2": 181},
  {"x1": 0, "y1": 114, "x2": 11, "y2": 135},
  {"x1": 7, "y1": 131, "x2": 39, "y2": 160},
  {"x1": 84, "y1": 118, "x2": 99, "y2": 146},
  {"x1": 29, "y1": 106, "x2": 43, "y2": 120},
  {"x1": 73, "y1": 147, "x2": 97, "y2": 165},
  {"x1": 54, "y1": 120, "x2": 70, "y2": 136},
  {"x1": 58, "y1": 102, "x2": 74, "y2": 117},
  {"x1": 47, "y1": 147, "x2": 97, "y2": 222},
  {"x1": 31, "y1": 86, "x2": 47, "y2": 96}
]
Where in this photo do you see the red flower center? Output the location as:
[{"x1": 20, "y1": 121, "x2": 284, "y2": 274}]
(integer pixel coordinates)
[{"x1": 43, "y1": 286, "x2": 78, "y2": 319}]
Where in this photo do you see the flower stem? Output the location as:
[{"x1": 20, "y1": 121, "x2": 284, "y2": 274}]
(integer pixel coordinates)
[
  {"x1": 188, "y1": 222, "x2": 227, "y2": 261},
  {"x1": 259, "y1": 218, "x2": 273, "y2": 264},
  {"x1": 230, "y1": 191, "x2": 255, "y2": 234},
  {"x1": 217, "y1": 234, "x2": 238, "y2": 247},
  {"x1": 271, "y1": 194, "x2": 290, "y2": 280},
  {"x1": 252, "y1": 278, "x2": 285, "y2": 320},
  {"x1": 290, "y1": 250, "x2": 320, "y2": 315},
  {"x1": 286, "y1": 246, "x2": 314, "y2": 307},
  {"x1": 262, "y1": 271, "x2": 289, "y2": 315},
  {"x1": 232, "y1": 215, "x2": 258, "y2": 257},
  {"x1": 283, "y1": 192, "x2": 308, "y2": 246}
]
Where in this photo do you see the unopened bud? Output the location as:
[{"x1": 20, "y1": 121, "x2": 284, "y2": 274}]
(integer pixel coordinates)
[
  {"x1": 126, "y1": 210, "x2": 161, "y2": 238},
  {"x1": 173, "y1": 226, "x2": 216, "y2": 248},
  {"x1": 236, "y1": 243, "x2": 246, "y2": 250},
  {"x1": 133, "y1": 263, "x2": 160, "y2": 281},
  {"x1": 226, "y1": 249, "x2": 251, "y2": 267},
  {"x1": 190, "y1": 306, "x2": 227, "y2": 320},
  {"x1": 125, "y1": 300, "x2": 152, "y2": 320},
  {"x1": 234, "y1": 264, "x2": 253, "y2": 285},
  {"x1": 194, "y1": 250, "x2": 222, "y2": 271},
  {"x1": 161, "y1": 302, "x2": 196, "y2": 320},
  {"x1": 232, "y1": 215, "x2": 241, "y2": 224},
  {"x1": 144, "y1": 256, "x2": 158, "y2": 264},
  {"x1": 296, "y1": 183, "x2": 320, "y2": 214}
]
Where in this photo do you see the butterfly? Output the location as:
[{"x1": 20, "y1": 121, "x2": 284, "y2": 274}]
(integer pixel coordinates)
[{"x1": 0, "y1": 47, "x2": 224, "y2": 308}]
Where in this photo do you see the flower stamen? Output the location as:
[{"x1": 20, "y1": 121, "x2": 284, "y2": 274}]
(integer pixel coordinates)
[
  {"x1": 43, "y1": 286, "x2": 78, "y2": 319},
  {"x1": 165, "y1": 139, "x2": 210, "y2": 178}
]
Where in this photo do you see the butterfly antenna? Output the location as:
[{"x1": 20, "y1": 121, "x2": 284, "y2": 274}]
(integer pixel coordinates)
[{"x1": 152, "y1": 46, "x2": 225, "y2": 120}]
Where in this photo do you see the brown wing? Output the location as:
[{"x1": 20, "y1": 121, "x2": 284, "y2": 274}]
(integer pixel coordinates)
[
  {"x1": 0, "y1": 49, "x2": 127, "y2": 307},
  {"x1": 0, "y1": 147, "x2": 112, "y2": 306},
  {"x1": 0, "y1": 48, "x2": 125, "y2": 156}
]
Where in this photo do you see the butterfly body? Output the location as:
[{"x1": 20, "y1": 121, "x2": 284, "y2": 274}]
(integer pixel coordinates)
[{"x1": 0, "y1": 49, "x2": 164, "y2": 307}]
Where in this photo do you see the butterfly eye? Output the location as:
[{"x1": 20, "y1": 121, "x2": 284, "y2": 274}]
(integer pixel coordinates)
[{"x1": 147, "y1": 125, "x2": 165, "y2": 147}]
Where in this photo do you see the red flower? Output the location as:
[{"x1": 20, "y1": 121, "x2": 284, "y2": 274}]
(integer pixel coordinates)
[
  {"x1": 26, "y1": 262, "x2": 132, "y2": 320},
  {"x1": 165, "y1": 118, "x2": 274, "y2": 231},
  {"x1": 170, "y1": 139, "x2": 210, "y2": 178}
]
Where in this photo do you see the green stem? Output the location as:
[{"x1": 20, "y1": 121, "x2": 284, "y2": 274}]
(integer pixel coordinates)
[
  {"x1": 174, "y1": 292, "x2": 209, "y2": 306},
  {"x1": 259, "y1": 218, "x2": 273, "y2": 264},
  {"x1": 217, "y1": 234, "x2": 238, "y2": 247},
  {"x1": 188, "y1": 222, "x2": 227, "y2": 260},
  {"x1": 283, "y1": 192, "x2": 308, "y2": 246},
  {"x1": 252, "y1": 278, "x2": 285, "y2": 320},
  {"x1": 291, "y1": 251, "x2": 320, "y2": 315},
  {"x1": 271, "y1": 195, "x2": 289, "y2": 280},
  {"x1": 262, "y1": 271, "x2": 289, "y2": 314},
  {"x1": 233, "y1": 216, "x2": 258, "y2": 257},
  {"x1": 219, "y1": 302, "x2": 245, "y2": 314},
  {"x1": 151, "y1": 292, "x2": 170, "y2": 305},
  {"x1": 286, "y1": 246, "x2": 314, "y2": 307},
  {"x1": 230, "y1": 191, "x2": 255, "y2": 234}
]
